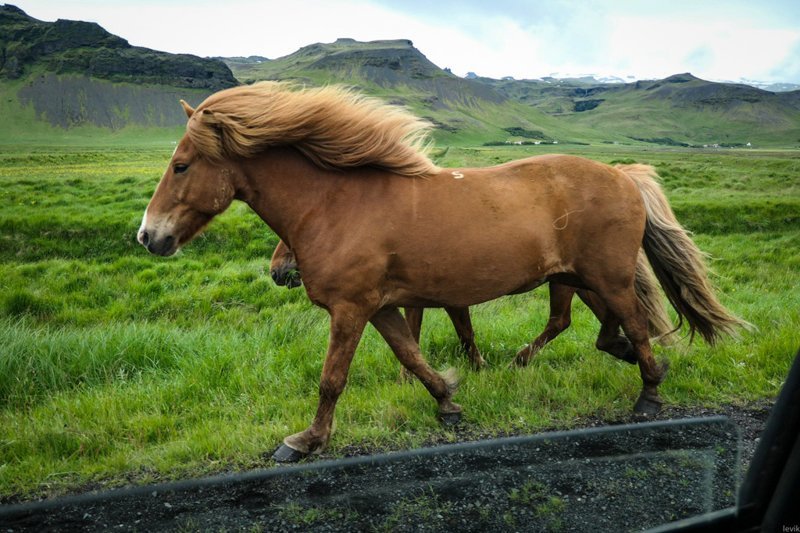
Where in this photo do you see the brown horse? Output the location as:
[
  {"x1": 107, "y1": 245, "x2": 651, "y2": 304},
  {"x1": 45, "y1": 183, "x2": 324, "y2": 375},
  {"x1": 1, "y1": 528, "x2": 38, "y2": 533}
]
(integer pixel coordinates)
[
  {"x1": 270, "y1": 239, "x2": 674, "y2": 370},
  {"x1": 138, "y1": 82, "x2": 747, "y2": 462}
]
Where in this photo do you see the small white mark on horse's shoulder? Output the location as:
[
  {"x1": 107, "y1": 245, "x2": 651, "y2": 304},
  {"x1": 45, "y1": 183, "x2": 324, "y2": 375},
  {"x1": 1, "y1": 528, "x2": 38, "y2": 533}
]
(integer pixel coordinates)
[{"x1": 451, "y1": 170, "x2": 465, "y2": 179}]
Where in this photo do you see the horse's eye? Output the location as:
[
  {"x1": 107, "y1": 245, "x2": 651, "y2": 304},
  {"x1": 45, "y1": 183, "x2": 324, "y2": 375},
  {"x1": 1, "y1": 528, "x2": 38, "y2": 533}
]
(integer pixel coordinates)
[{"x1": 174, "y1": 164, "x2": 189, "y2": 174}]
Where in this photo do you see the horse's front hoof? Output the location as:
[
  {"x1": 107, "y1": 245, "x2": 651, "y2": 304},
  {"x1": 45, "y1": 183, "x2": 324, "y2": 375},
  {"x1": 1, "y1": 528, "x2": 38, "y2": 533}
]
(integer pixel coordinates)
[
  {"x1": 439, "y1": 411, "x2": 462, "y2": 427},
  {"x1": 633, "y1": 393, "x2": 663, "y2": 416},
  {"x1": 272, "y1": 444, "x2": 308, "y2": 463}
]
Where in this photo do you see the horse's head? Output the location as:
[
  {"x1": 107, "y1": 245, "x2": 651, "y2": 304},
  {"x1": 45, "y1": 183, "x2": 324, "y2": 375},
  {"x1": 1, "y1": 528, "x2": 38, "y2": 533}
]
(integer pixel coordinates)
[
  {"x1": 270, "y1": 240, "x2": 302, "y2": 288},
  {"x1": 137, "y1": 101, "x2": 237, "y2": 256}
]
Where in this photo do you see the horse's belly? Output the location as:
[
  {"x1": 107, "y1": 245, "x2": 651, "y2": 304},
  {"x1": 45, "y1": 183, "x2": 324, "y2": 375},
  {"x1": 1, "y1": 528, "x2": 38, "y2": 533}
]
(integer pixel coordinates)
[
  {"x1": 389, "y1": 274, "x2": 547, "y2": 308},
  {"x1": 387, "y1": 250, "x2": 557, "y2": 307}
]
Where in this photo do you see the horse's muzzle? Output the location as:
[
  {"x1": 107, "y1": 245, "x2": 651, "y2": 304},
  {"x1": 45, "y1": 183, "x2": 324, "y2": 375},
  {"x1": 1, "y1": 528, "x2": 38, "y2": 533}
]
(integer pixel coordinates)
[
  {"x1": 138, "y1": 229, "x2": 177, "y2": 257},
  {"x1": 271, "y1": 267, "x2": 302, "y2": 288}
]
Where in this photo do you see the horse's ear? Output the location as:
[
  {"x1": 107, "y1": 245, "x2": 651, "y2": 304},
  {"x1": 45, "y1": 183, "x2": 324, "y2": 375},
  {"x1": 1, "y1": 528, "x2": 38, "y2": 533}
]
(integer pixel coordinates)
[{"x1": 179, "y1": 99, "x2": 195, "y2": 118}]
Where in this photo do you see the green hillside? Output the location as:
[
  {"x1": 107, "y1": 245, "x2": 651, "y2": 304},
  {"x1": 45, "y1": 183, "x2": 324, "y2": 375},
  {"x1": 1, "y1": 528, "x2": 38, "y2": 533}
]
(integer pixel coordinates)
[
  {"x1": 484, "y1": 73, "x2": 800, "y2": 147},
  {"x1": 475, "y1": 71, "x2": 800, "y2": 146}
]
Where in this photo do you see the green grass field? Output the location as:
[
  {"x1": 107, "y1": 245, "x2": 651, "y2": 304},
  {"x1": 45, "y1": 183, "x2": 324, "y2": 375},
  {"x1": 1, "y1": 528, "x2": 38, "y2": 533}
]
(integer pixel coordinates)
[{"x1": 0, "y1": 141, "x2": 798, "y2": 501}]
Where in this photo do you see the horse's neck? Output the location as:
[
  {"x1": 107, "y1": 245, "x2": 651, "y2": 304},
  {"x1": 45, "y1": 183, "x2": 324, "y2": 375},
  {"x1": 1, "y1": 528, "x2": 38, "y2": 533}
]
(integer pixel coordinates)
[{"x1": 238, "y1": 147, "x2": 346, "y2": 245}]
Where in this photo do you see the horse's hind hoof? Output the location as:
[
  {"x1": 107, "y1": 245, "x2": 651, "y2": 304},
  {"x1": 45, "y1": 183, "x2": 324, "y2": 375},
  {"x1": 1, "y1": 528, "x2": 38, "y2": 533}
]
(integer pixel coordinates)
[
  {"x1": 633, "y1": 393, "x2": 663, "y2": 416},
  {"x1": 439, "y1": 411, "x2": 462, "y2": 427},
  {"x1": 272, "y1": 444, "x2": 308, "y2": 463}
]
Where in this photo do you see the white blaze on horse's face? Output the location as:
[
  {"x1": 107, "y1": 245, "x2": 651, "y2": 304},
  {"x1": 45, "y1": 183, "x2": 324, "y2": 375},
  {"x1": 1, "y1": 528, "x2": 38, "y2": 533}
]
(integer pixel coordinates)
[
  {"x1": 137, "y1": 137, "x2": 235, "y2": 257},
  {"x1": 136, "y1": 207, "x2": 149, "y2": 246}
]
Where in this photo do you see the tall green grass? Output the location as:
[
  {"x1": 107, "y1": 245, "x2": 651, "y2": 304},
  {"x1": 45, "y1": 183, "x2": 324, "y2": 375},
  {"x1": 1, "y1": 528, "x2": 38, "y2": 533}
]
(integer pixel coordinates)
[{"x1": 0, "y1": 144, "x2": 797, "y2": 500}]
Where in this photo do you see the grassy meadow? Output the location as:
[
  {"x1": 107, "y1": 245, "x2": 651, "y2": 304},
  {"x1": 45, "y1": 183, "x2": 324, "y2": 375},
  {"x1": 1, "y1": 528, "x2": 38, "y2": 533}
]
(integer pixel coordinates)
[{"x1": 0, "y1": 141, "x2": 798, "y2": 501}]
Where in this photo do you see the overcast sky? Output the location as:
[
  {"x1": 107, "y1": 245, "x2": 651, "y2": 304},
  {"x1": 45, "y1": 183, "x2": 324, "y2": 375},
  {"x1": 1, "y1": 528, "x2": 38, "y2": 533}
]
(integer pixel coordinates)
[{"x1": 11, "y1": 0, "x2": 800, "y2": 83}]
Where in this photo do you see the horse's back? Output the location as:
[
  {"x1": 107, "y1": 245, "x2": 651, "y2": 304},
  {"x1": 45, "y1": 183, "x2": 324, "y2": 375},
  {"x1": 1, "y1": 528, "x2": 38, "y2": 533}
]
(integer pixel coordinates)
[
  {"x1": 367, "y1": 154, "x2": 647, "y2": 306},
  {"x1": 436, "y1": 154, "x2": 645, "y2": 234}
]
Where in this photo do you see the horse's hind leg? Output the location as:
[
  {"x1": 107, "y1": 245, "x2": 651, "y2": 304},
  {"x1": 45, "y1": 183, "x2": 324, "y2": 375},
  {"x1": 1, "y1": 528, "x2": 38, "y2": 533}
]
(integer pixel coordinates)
[
  {"x1": 576, "y1": 290, "x2": 636, "y2": 364},
  {"x1": 444, "y1": 306, "x2": 486, "y2": 370},
  {"x1": 513, "y1": 283, "x2": 576, "y2": 367},
  {"x1": 512, "y1": 284, "x2": 635, "y2": 367},
  {"x1": 373, "y1": 307, "x2": 462, "y2": 424},
  {"x1": 591, "y1": 284, "x2": 668, "y2": 415},
  {"x1": 404, "y1": 307, "x2": 485, "y2": 375},
  {"x1": 405, "y1": 307, "x2": 424, "y2": 343}
]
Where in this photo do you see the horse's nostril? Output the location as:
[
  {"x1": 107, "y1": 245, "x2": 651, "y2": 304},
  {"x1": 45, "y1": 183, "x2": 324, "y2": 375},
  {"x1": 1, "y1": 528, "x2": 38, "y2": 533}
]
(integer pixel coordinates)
[
  {"x1": 141, "y1": 231, "x2": 150, "y2": 246},
  {"x1": 271, "y1": 270, "x2": 279, "y2": 282}
]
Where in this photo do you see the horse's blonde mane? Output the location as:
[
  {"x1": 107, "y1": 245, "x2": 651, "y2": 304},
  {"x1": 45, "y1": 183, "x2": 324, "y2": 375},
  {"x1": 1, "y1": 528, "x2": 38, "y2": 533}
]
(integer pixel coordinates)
[{"x1": 186, "y1": 81, "x2": 439, "y2": 176}]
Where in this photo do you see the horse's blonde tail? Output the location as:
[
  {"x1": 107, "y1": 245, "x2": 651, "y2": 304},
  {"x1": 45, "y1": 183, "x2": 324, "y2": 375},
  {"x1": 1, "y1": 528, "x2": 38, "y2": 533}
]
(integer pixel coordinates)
[
  {"x1": 617, "y1": 164, "x2": 751, "y2": 344},
  {"x1": 634, "y1": 250, "x2": 675, "y2": 344}
]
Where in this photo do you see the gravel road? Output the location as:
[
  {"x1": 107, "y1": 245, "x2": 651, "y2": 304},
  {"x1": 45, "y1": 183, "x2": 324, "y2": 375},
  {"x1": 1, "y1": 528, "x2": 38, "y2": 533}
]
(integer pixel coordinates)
[{"x1": 0, "y1": 401, "x2": 772, "y2": 532}]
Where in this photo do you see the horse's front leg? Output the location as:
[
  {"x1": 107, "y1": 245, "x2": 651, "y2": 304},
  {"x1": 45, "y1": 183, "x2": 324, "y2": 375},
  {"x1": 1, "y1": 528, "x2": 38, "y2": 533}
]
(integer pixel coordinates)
[
  {"x1": 272, "y1": 305, "x2": 368, "y2": 463},
  {"x1": 371, "y1": 307, "x2": 462, "y2": 425}
]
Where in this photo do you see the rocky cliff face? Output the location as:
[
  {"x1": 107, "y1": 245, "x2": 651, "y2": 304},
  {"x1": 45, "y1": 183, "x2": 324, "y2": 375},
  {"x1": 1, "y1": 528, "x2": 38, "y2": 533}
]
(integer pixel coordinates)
[
  {"x1": 0, "y1": 4, "x2": 236, "y2": 90},
  {"x1": 17, "y1": 74, "x2": 213, "y2": 129}
]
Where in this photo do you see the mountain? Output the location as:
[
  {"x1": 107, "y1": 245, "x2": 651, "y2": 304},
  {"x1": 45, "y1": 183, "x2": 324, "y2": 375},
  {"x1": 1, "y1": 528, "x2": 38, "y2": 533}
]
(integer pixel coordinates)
[
  {"x1": 221, "y1": 38, "x2": 588, "y2": 144},
  {"x1": 721, "y1": 79, "x2": 800, "y2": 93},
  {"x1": 496, "y1": 73, "x2": 800, "y2": 94},
  {"x1": 221, "y1": 40, "x2": 800, "y2": 147},
  {"x1": 224, "y1": 39, "x2": 446, "y2": 85},
  {"x1": 0, "y1": 4, "x2": 236, "y2": 88},
  {"x1": 223, "y1": 39, "x2": 514, "y2": 132},
  {"x1": 0, "y1": 4, "x2": 237, "y2": 133},
  {"x1": 2, "y1": 5, "x2": 799, "y2": 148},
  {"x1": 477, "y1": 72, "x2": 800, "y2": 146}
]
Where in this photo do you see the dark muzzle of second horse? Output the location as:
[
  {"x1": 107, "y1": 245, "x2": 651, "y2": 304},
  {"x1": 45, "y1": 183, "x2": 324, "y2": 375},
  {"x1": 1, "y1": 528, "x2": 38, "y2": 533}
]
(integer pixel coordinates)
[{"x1": 271, "y1": 267, "x2": 302, "y2": 288}]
